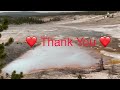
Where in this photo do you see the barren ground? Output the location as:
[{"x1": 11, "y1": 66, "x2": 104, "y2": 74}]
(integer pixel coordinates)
[{"x1": 1, "y1": 12, "x2": 120, "y2": 79}]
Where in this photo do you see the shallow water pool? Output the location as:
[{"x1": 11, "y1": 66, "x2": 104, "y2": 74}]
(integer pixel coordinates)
[{"x1": 2, "y1": 42, "x2": 98, "y2": 74}]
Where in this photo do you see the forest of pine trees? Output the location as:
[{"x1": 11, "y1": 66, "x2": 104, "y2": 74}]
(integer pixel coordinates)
[
  {"x1": 0, "y1": 18, "x2": 8, "y2": 32},
  {"x1": 0, "y1": 16, "x2": 61, "y2": 25}
]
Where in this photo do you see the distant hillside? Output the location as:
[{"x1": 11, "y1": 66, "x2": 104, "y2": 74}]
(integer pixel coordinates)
[
  {"x1": 0, "y1": 12, "x2": 83, "y2": 17},
  {"x1": 0, "y1": 12, "x2": 58, "y2": 17},
  {"x1": 0, "y1": 11, "x2": 117, "y2": 17}
]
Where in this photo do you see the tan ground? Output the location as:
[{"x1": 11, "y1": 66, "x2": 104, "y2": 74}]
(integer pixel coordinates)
[{"x1": 1, "y1": 12, "x2": 120, "y2": 79}]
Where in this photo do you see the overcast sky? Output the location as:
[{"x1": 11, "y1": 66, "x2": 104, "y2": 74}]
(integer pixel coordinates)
[{"x1": 0, "y1": 11, "x2": 82, "y2": 13}]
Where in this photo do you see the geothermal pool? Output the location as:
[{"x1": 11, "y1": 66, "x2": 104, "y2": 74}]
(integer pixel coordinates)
[{"x1": 2, "y1": 42, "x2": 98, "y2": 74}]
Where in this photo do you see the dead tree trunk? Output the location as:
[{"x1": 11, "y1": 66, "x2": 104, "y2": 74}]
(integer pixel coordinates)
[
  {"x1": 107, "y1": 12, "x2": 110, "y2": 17},
  {"x1": 99, "y1": 57, "x2": 105, "y2": 71}
]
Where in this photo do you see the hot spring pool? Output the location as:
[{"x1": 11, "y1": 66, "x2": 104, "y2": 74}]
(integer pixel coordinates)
[{"x1": 2, "y1": 42, "x2": 98, "y2": 74}]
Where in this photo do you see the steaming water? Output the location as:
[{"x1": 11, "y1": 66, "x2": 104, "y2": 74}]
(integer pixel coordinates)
[{"x1": 2, "y1": 42, "x2": 98, "y2": 74}]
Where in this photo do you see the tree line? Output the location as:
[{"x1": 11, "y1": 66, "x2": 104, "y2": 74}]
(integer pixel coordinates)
[
  {"x1": 0, "y1": 36, "x2": 14, "y2": 71},
  {"x1": 0, "y1": 18, "x2": 8, "y2": 32},
  {"x1": 0, "y1": 16, "x2": 61, "y2": 25}
]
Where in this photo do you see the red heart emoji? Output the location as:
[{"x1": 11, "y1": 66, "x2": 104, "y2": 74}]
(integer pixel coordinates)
[
  {"x1": 26, "y1": 36, "x2": 37, "y2": 47},
  {"x1": 99, "y1": 36, "x2": 111, "y2": 47}
]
